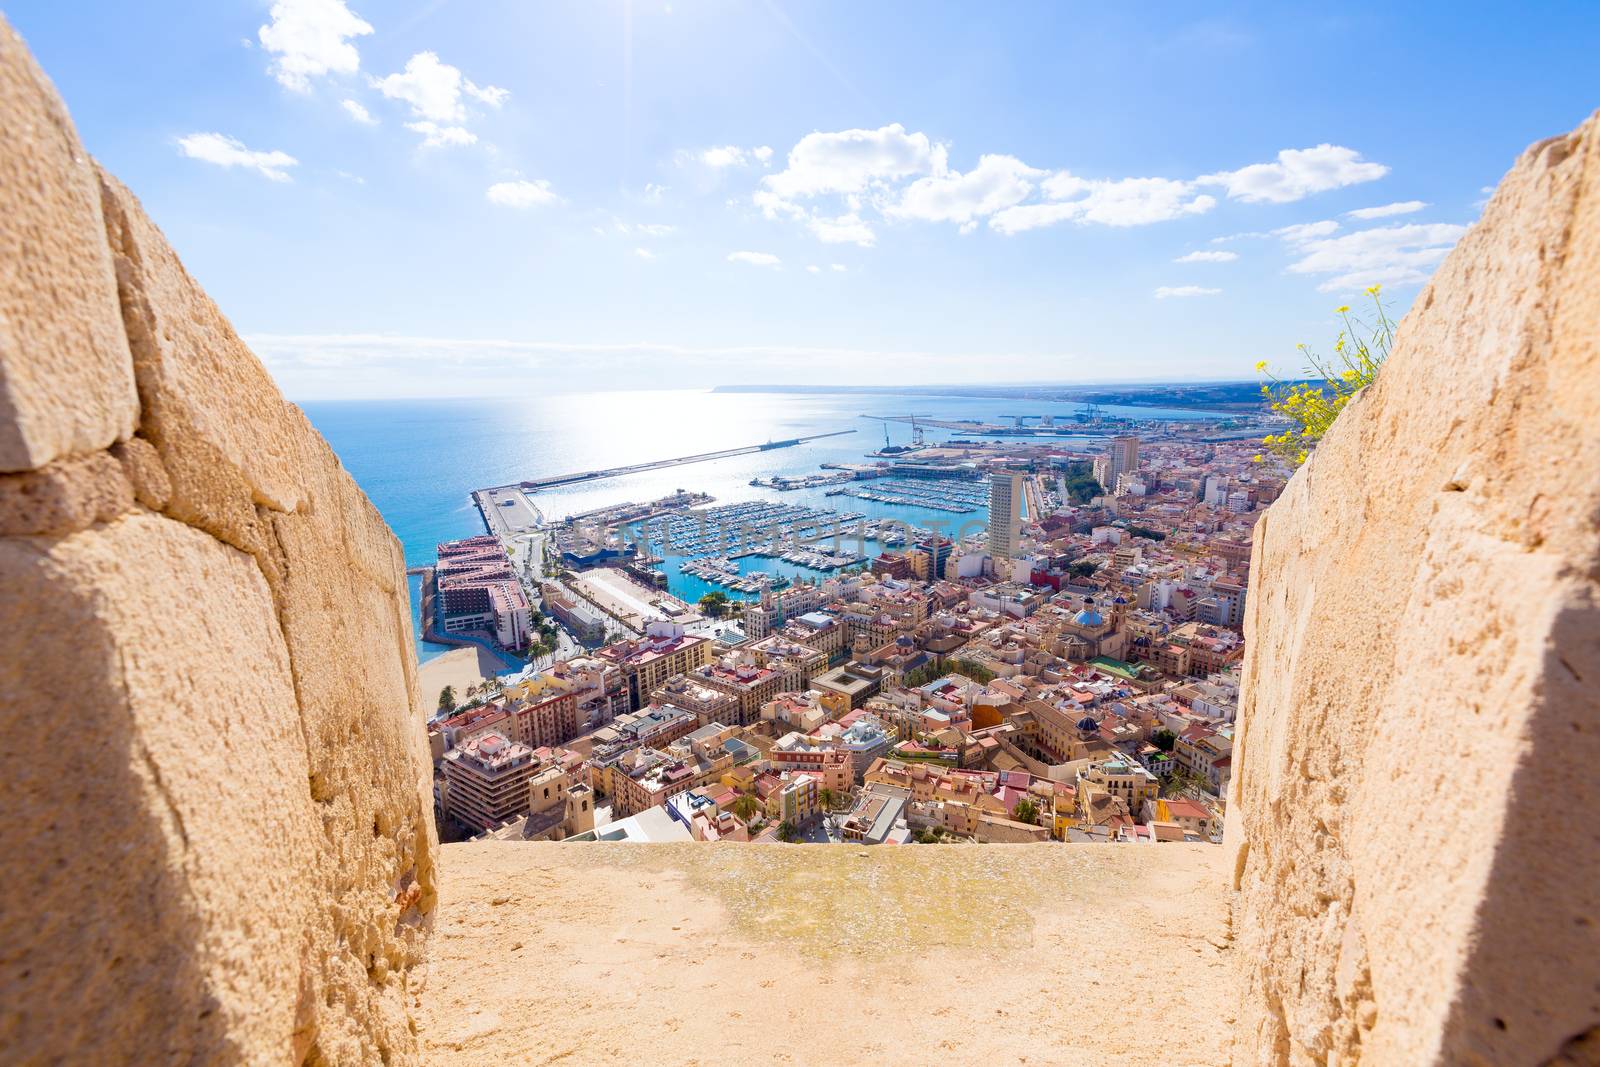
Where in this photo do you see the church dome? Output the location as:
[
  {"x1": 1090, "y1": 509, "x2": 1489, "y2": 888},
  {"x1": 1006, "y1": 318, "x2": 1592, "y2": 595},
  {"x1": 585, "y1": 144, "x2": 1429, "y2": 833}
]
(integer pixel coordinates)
[{"x1": 1072, "y1": 607, "x2": 1105, "y2": 627}]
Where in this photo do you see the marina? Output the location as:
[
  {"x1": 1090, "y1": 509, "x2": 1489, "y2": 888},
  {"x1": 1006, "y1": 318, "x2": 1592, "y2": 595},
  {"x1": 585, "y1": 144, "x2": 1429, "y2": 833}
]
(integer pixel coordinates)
[
  {"x1": 621, "y1": 499, "x2": 905, "y2": 602},
  {"x1": 748, "y1": 471, "x2": 857, "y2": 490},
  {"x1": 676, "y1": 557, "x2": 793, "y2": 595},
  {"x1": 632, "y1": 500, "x2": 878, "y2": 558},
  {"x1": 825, "y1": 475, "x2": 989, "y2": 513}
]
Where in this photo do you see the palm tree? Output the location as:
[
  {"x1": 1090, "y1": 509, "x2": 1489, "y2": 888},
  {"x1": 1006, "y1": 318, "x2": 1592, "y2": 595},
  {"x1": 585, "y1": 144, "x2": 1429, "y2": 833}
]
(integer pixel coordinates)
[
  {"x1": 819, "y1": 788, "x2": 836, "y2": 811},
  {"x1": 437, "y1": 685, "x2": 456, "y2": 712},
  {"x1": 777, "y1": 820, "x2": 798, "y2": 843},
  {"x1": 1014, "y1": 798, "x2": 1039, "y2": 825},
  {"x1": 731, "y1": 794, "x2": 760, "y2": 822}
]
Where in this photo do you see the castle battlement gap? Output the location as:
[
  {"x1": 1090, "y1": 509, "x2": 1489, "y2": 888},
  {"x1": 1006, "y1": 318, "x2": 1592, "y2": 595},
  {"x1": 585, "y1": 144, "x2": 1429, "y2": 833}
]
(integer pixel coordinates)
[{"x1": 3, "y1": 10, "x2": 1597, "y2": 1065}]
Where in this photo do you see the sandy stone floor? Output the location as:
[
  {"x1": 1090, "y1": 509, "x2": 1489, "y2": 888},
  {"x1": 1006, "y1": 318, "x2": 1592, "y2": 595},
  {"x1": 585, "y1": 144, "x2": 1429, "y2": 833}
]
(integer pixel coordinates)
[{"x1": 413, "y1": 842, "x2": 1234, "y2": 1066}]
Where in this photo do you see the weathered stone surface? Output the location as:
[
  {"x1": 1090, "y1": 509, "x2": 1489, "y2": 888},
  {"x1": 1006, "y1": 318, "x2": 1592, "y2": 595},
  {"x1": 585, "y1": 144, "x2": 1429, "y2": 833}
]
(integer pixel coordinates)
[
  {"x1": 0, "y1": 448, "x2": 134, "y2": 535},
  {"x1": 0, "y1": 20, "x2": 438, "y2": 1064},
  {"x1": 1227, "y1": 111, "x2": 1600, "y2": 1066},
  {"x1": 0, "y1": 17, "x2": 137, "y2": 471},
  {"x1": 0, "y1": 513, "x2": 317, "y2": 1064},
  {"x1": 417, "y1": 843, "x2": 1235, "y2": 1067},
  {"x1": 100, "y1": 169, "x2": 304, "y2": 577},
  {"x1": 111, "y1": 434, "x2": 171, "y2": 510}
]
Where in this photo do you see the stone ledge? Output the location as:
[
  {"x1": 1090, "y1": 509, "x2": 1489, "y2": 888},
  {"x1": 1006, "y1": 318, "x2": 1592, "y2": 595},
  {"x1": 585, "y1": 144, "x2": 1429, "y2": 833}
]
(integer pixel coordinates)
[{"x1": 414, "y1": 841, "x2": 1233, "y2": 1066}]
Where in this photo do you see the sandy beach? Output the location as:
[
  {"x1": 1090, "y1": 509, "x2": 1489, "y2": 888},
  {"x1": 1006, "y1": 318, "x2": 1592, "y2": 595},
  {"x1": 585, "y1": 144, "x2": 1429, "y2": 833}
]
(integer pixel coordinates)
[{"x1": 417, "y1": 647, "x2": 508, "y2": 712}]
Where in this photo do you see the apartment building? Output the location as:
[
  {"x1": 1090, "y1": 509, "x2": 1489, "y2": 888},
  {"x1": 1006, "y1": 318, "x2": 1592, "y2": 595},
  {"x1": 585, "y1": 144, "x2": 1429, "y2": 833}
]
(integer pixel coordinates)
[
  {"x1": 596, "y1": 626, "x2": 713, "y2": 709},
  {"x1": 740, "y1": 582, "x2": 827, "y2": 639},
  {"x1": 650, "y1": 674, "x2": 739, "y2": 727},
  {"x1": 770, "y1": 733, "x2": 852, "y2": 794},
  {"x1": 776, "y1": 610, "x2": 846, "y2": 662},
  {"x1": 502, "y1": 671, "x2": 580, "y2": 749},
  {"x1": 754, "y1": 770, "x2": 819, "y2": 826},
  {"x1": 1077, "y1": 758, "x2": 1159, "y2": 816},
  {"x1": 687, "y1": 656, "x2": 786, "y2": 726},
  {"x1": 747, "y1": 635, "x2": 829, "y2": 689},
  {"x1": 834, "y1": 716, "x2": 893, "y2": 783},
  {"x1": 988, "y1": 471, "x2": 1022, "y2": 562},
  {"x1": 441, "y1": 732, "x2": 537, "y2": 831}
]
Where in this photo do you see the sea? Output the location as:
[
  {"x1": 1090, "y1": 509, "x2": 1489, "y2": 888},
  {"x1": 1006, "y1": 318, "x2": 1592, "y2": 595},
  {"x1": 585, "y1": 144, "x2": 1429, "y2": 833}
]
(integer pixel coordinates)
[{"x1": 301, "y1": 389, "x2": 1233, "y2": 664}]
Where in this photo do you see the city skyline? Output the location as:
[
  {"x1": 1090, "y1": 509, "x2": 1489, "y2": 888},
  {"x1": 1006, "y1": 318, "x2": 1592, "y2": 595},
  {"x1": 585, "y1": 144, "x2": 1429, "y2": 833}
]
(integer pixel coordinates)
[{"x1": 9, "y1": 0, "x2": 1598, "y2": 398}]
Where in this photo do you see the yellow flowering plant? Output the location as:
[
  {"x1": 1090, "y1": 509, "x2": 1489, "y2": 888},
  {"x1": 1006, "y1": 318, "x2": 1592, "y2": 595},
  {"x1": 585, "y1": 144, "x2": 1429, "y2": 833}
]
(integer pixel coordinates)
[{"x1": 1255, "y1": 284, "x2": 1394, "y2": 466}]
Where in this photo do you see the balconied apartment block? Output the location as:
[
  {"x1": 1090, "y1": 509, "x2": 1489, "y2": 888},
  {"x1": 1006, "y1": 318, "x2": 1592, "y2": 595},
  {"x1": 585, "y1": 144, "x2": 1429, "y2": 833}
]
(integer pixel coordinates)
[
  {"x1": 685, "y1": 654, "x2": 787, "y2": 726},
  {"x1": 650, "y1": 673, "x2": 739, "y2": 726},
  {"x1": 441, "y1": 732, "x2": 538, "y2": 831},
  {"x1": 596, "y1": 625, "x2": 713, "y2": 709},
  {"x1": 500, "y1": 671, "x2": 581, "y2": 748}
]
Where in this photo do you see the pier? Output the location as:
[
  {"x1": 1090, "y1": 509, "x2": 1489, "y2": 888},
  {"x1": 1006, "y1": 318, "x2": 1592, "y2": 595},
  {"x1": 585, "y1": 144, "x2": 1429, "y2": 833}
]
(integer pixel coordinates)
[{"x1": 505, "y1": 430, "x2": 857, "y2": 492}]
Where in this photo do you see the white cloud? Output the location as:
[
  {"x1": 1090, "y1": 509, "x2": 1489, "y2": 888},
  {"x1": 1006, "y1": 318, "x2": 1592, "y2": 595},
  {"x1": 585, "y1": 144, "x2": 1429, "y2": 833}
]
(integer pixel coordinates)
[
  {"x1": 601, "y1": 219, "x2": 675, "y2": 238},
  {"x1": 742, "y1": 126, "x2": 1386, "y2": 246},
  {"x1": 763, "y1": 123, "x2": 945, "y2": 205},
  {"x1": 341, "y1": 99, "x2": 377, "y2": 125},
  {"x1": 407, "y1": 121, "x2": 476, "y2": 148},
  {"x1": 466, "y1": 82, "x2": 509, "y2": 107},
  {"x1": 1199, "y1": 144, "x2": 1388, "y2": 204},
  {"x1": 728, "y1": 251, "x2": 781, "y2": 267},
  {"x1": 890, "y1": 154, "x2": 1043, "y2": 225},
  {"x1": 1285, "y1": 221, "x2": 1467, "y2": 291},
  {"x1": 752, "y1": 188, "x2": 806, "y2": 220},
  {"x1": 1154, "y1": 285, "x2": 1221, "y2": 299},
  {"x1": 642, "y1": 183, "x2": 668, "y2": 202},
  {"x1": 176, "y1": 133, "x2": 298, "y2": 182},
  {"x1": 1273, "y1": 219, "x2": 1340, "y2": 243},
  {"x1": 1174, "y1": 249, "x2": 1238, "y2": 263},
  {"x1": 808, "y1": 212, "x2": 875, "y2": 246},
  {"x1": 258, "y1": 0, "x2": 372, "y2": 92},
  {"x1": 806, "y1": 265, "x2": 821, "y2": 274},
  {"x1": 1210, "y1": 231, "x2": 1268, "y2": 244},
  {"x1": 1347, "y1": 200, "x2": 1428, "y2": 219},
  {"x1": 486, "y1": 179, "x2": 558, "y2": 208},
  {"x1": 685, "y1": 144, "x2": 776, "y2": 170},
  {"x1": 830, "y1": 263, "x2": 847, "y2": 272},
  {"x1": 702, "y1": 145, "x2": 751, "y2": 168},
  {"x1": 373, "y1": 51, "x2": 507, "y2": 125},
  {"x1": 991, "y1": 174, "x2": 1214, "y2": 232},
  {"x1": 634, "y1": 247, "x2": 655, "y2": 260},
  {"x1": 985, "y1": 202, "x2": 1078, "y2": 234}
]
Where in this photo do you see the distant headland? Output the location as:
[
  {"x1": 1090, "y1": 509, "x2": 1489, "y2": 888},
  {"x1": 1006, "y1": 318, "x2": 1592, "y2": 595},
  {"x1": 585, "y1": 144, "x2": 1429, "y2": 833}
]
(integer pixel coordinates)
[{"x1": 710, "y1": 381, "x2": 1286, "y2": 412}]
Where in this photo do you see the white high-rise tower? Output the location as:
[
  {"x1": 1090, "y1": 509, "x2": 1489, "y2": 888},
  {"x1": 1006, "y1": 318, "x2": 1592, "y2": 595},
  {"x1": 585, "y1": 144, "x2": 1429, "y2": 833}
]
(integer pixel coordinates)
[{"x1": 988, "y1": 471, "x2": 1022, "y2": 563}]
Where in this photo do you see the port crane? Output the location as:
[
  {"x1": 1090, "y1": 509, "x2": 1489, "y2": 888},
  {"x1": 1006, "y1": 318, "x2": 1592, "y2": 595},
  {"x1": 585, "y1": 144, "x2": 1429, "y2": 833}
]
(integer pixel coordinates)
[{"x1": 880, "y1": 416, "x2": 932, "y2": 450}]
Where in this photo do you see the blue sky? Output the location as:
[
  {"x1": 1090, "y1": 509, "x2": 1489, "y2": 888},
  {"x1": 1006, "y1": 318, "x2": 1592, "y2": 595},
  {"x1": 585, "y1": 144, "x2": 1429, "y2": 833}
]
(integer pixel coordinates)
[{"x1": 10, "y1": 1, "x2": 1597, "y2": 398}]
